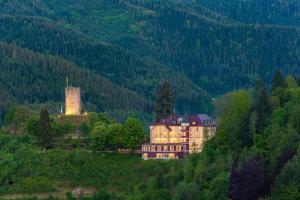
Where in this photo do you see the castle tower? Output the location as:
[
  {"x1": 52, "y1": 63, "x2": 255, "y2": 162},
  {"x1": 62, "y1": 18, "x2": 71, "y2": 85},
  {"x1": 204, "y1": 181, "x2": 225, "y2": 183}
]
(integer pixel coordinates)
[{"x1": 65, "y1": 86, "x2": 81, "y2": 115}]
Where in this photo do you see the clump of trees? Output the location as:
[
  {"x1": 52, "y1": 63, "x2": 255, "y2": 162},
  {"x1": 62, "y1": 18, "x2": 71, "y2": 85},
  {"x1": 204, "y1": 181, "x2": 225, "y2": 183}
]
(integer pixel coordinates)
[
  {"x1": 3, "y1": 107, "x2": 146, "y2": 151},
  {"x1": 2, "y1": 70, "x2": 300, "y2": 200},
  {"x1": 129, "y1": 70, "x2": 300, "y2": 200},
  {"x1": 89, "y1": 113, "x2": 145, "y2": 151}
]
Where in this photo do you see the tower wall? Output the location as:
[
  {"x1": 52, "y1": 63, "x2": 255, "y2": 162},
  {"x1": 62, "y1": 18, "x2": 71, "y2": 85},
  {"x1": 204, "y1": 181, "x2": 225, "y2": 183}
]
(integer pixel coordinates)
[{"x1": 65, "y1": 87, "x2": 81, "y2": 115}]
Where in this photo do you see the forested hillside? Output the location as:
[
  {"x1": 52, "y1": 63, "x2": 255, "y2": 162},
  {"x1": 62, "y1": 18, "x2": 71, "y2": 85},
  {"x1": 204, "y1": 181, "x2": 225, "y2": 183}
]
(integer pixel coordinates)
[
  {"x1": 190, "y1": 0, "x2": 300, "y2": 26},
  {"x1": 0, "y1": 43, "x2": 151, "y2": 114},
  {"x1": 0, "y1": 14, "x2": 212, "y2": 114},
  {"x1": 1, "y1": 0, "x2": 298, "y2": 96},
  {"x1": 1, "y1": 72, "x2": 300, "y2": 199}
]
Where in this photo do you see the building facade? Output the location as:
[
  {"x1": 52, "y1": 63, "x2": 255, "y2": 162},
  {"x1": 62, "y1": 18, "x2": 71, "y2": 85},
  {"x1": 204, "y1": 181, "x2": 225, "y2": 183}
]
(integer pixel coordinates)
[
  {"x1": 142, "y1": 114, "x2": 216, "y2": 160},
  {"x1": 65, "y1": 87, "x2": 81, "y2": 115}
]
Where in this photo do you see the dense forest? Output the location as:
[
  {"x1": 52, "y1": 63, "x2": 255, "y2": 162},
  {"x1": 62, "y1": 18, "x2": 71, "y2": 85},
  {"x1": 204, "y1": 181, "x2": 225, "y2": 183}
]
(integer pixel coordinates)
[
  {"x1": 0, "y1": 14, "x2": 212, "y2": 115},
  {"x1": 188, "y1": 0, "x2": 300, "y2": 26},
  {"x1": 0, "y1": 42, "x2": 155, "y2": 124},
  {"x1": 0, "y1": 0, "x2": 300, "y2": 199},
  {"x1": 0, "y1": 0, "x2": 298, "y2": 96},
  {"x1": 1, "y1": 72, "x2": 300, "y2": 199}
]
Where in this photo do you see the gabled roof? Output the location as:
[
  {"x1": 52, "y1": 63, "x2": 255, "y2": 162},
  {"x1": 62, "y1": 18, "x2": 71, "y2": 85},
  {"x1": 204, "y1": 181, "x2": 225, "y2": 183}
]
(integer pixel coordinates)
[{"x1": 152, "y1": 114, "x2": 215, "y2": 126}]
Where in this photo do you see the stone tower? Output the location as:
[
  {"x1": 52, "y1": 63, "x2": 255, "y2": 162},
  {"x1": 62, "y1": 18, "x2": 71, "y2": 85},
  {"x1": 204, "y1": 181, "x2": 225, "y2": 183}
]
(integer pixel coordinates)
[{"x1": 65, "y1": 86, "x2": 81, "y2": 115}]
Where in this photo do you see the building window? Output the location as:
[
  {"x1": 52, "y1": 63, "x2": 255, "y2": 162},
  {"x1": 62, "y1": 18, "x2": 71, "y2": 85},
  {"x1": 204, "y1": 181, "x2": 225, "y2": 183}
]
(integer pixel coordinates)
[
  {"x1": 169, "y1": 153, "x2": 175, "y2": 159},
  {"x1": 170, "y1": 146, "x2": 174, "y2": 152},
  {"x1": 176, "y1": 146, "x2": 181, "y2": 152},
  {"x1": 164, "y1": 146, "x2": 168, "y2": 151},
  {"x1": 151, "y1": 146, "x2": 155, "y2": 151},
  {"x1": 143, "y1": 153, "x2": 147, "y2": 158},
  {"x1": 157, "y1": 146, "x2": 162, "y2": 151}
]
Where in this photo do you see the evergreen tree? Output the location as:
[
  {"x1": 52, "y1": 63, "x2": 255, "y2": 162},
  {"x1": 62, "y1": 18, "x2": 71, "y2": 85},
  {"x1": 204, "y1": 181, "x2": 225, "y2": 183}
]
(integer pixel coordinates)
[
  {"x1": 272, "y1": 69, "x2": 285, "y2": 92},
  {"x1": 155, "y1": 82, "x2": 176, "y2": 121},
  {"x1": 285, "y1": 75, "x2": 297, "y2": 89},
  {"x1": 36, "y1": 108, "x2": 53, "y2": 148},
  {"x1": 271, "y1": 69, "x2": 287, "y2": 106},
  {"x1": 254, "y1": 88, "x2": 271, "y2": 134},
  {"x1": 253, "y1": 79, "x2": 264, "y2": 101}
]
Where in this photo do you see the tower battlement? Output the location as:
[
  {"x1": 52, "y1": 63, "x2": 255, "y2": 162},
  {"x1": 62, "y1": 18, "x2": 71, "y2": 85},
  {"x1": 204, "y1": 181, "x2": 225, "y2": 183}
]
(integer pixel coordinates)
[{"x1": 65, "y1": 87, "x2": 81, "y2": 115}]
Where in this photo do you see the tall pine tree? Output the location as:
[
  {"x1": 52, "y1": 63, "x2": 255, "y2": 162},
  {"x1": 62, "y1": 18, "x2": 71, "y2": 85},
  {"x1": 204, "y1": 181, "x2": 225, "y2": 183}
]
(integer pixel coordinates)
[
  {"x1": 36, "y1": 108, "x2": 53, "y2": 149},
  {"x1": 272, "y1": 69, "x2": 285, "y2": 93},
  {"x1": 254, "y1": 88, "x2": 271, "y2": 134},
  {"x1": 271, "y1": 69, "x2": 287, "y2": 106},
  {"x1": 155, "y1": 82, "x2": 176, "y2": 121}
]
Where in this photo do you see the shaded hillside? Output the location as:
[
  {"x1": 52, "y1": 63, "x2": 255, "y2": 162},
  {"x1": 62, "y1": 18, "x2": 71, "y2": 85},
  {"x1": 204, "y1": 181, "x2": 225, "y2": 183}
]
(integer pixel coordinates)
[
  {"x1": 116, "y1": 0, "x2": 300, "y2": 94},
  {"x1": 190, "y1": 0, "x2": 300, "y2": 27},
  {"x1": 0, "y1": 14, "x2": 212, "y2": 114},
  {"x1": 1, "y1": 0, "x2": 299, "y2": 95},
  {"x1": 0, "y1": 43, "x2": 151, "y2": 113}
]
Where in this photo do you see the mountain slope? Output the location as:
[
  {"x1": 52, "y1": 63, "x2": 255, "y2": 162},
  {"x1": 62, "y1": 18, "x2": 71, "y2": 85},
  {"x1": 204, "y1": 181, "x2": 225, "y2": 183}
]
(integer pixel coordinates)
[
  {"x1": 1, "y1": 0, "x2": 299, "y2": 95},
  {"x1": 0, "y1": 14, "x2": 212, "y2": 113},
  {"x1": 190, "y1": 0, "x2": 300, "y2": 27},
  {"x1": 0, "y1": 42, "x2": 151, "y2": 113}
]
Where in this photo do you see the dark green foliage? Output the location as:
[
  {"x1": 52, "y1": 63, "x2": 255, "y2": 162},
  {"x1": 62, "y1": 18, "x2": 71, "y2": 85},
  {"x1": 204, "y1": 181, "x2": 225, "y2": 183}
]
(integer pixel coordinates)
[
  {"x1": 271, "y1": 151, "x2": 300, "y2": 199},
  {"x1": 289, "y1": 104, "x2": 300, "y2": 133},
  {"x1": 271, "y1": 69, "x2": 287, "y2": 106},
  {"x1": 228, "y1": 156, "x2": 265, "y2": 200},
  {"x1": 254, "y1": 88, "x2": 271, "y2": 134},
  {"x1": 203, "y1": 172, "x2": 229, "y2": 200},
  {"x1": 0, "y1": 1, "x2": 299, "y2": 198},
  {"x1": 155, "y1": 82, "x2": 176, "y2": 121},
  {"x1": 174, "y1": 182, "x2": 200, "y2": 200},
  {"x1": 0, "y1": 133, "x2": 180, "y2": 197},
  {"x1": 272, "y1": 70, "x2": 285, "y2": 93},
  {"x1": 2, "y1": 73, "x2": 300, "y2": 199},
  {"x1": 0, "y1": 0, "x2": 298, "y2": 111},
  {"x1": 26, "y1": 115, "x2": 39, "y2": 136},
  {"x1": 92, "y1": 189, "x2": 111, "y2": 200},
  {"x1": 91, "y1": 122, "x2": 110, "y2": 151},
  {"x1": 191, "y1": 0, "x2": 300, "y2": 26},
  {"x1": 123, "y1": 117, "x2": 145, "y2": 150},
  {"x1": 0, "y1": 14, "x2": 212, "y2": 114},
  {"x1": 36, "y1": 108, "x2": 53, "y2": 148},
  {"x1": 4, "y1": 106, "x2": 31, "y2": 135},
  {"x1": 0, "y1": 43, "x2": 151, "y2": 113},
  {"x1": 90, "y1": 115, "x2": 145, "y2": 151},
  {"x1": 215, "y1": 90, "x2": 251, "y2": 152}
]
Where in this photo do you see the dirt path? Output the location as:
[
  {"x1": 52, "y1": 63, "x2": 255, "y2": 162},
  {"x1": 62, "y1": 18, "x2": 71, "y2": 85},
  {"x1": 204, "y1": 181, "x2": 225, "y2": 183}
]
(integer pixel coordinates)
[{"x1": 0, "y1": 187, "x2": 97, "y2": 199}]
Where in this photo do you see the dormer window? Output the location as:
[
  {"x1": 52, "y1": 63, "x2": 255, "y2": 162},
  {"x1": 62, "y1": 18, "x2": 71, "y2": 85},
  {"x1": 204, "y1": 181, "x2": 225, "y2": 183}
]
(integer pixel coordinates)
[{"x1": 192, "y1": 121, "x2": 196, "y2": 125}]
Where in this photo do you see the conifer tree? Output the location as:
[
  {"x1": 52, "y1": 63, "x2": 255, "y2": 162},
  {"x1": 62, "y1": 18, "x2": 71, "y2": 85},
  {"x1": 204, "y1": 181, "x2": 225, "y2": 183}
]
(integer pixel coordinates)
[
  {"x1": 271, "y1": 69, "x2": 287, "y2": 106},
  {"x1": 253, "y1": 79, "x2": 264, "y2": 101},
  {"x1": 254, "y1": 88, "x2": 271, "y2": 134},
  {"x1": 155, "y1": 82, "x2": 176, "y2": 121},
  {"x1": 272, "y1": 69, "x2": 285, "y2": 92},
  {"x1": 36, "y1": 108, "x2": 53, "y2": 149}
]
